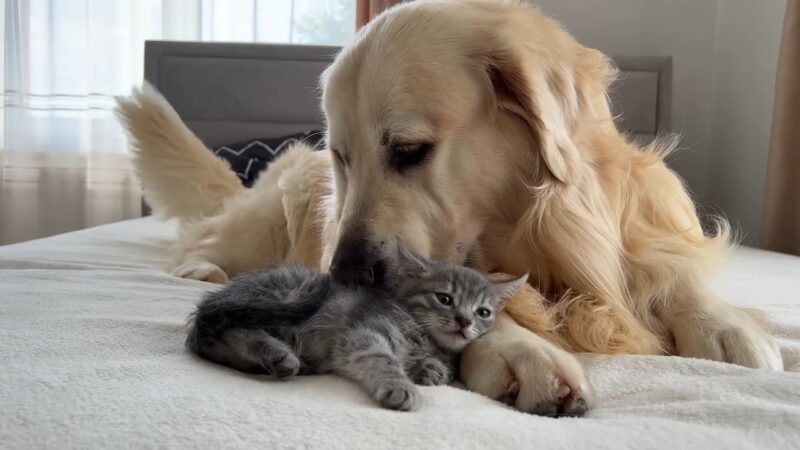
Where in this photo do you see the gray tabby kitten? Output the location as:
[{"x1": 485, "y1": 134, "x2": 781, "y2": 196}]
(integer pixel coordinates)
[{"x1": 186, "y1": 243, "x2": 526, "y2": 411}]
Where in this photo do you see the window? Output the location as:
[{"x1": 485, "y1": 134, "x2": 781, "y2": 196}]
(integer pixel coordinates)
[
  {"x1": 198, "y1": 0, "x2": 355, "y2": 46},
  {"x1": 2, "y1": 0, "x2": 355, "y2": 154}
]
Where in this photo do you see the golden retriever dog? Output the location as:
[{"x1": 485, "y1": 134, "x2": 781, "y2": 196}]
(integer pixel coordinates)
[{"x1": 116, "y1": 0, "x2": 782, "y2": 416}]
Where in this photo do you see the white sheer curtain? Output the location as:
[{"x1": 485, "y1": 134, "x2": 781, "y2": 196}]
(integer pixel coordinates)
[{"x1": 0, "y1": 0, "x2": 354, "y2": 244}]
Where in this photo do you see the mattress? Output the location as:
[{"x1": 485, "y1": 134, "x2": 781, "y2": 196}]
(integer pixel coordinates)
[{"x1": 1, "y1": 217, "x2": 799, "y2": 449}]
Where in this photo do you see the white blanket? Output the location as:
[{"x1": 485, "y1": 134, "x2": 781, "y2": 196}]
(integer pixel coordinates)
[{"x1": 1, "y1": 218, "x2": 799, "y2": 449}]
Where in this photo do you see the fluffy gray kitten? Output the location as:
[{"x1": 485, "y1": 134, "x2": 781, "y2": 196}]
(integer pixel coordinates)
[{"x1": 186, "y1": 243, "x2": 526, "y2": 411}]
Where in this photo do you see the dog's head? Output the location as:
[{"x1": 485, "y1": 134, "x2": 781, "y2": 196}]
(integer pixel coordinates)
[{"x1": 320, "y1": 0, "x2": 615, "y2": 286}]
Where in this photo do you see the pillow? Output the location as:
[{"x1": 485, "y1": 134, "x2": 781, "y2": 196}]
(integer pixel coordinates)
[{"x1": 213, "y1": 130, "x2": 325, "y2": 187}]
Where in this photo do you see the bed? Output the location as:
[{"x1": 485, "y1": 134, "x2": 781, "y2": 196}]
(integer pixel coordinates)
[{"x1": 1, "y1": 42, "x2": 799, "y2": 449}]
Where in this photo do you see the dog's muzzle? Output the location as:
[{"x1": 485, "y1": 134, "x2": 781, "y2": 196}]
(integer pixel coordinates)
[{"x1": 329, "y1": 238, "x2": 387, "y2": 287}]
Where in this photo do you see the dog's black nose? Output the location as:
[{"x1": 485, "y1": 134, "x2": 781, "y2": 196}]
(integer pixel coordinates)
[
  {"x1": 330, "y1": 240, "x2": 385, "y2": 286},
  {"x1": 330, "y1": 260, "x2": 373, "y2": 285}
]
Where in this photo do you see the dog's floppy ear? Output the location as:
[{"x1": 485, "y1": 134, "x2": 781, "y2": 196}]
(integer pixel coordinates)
[
  {"x1": 485, "y1": 44, "x2": 609, "y2": 185},
  {"x1": 487, "y1": 51, "x2": 580, "y2": 184}
]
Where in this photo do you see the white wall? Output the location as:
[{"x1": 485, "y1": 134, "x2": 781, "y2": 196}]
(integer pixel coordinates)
[
  {"x1": 527, "y1": 0, "x2": 786, "y2": 244},
  {"x1": 708, "y1": 0, "x2": 785, "y2": 244}
]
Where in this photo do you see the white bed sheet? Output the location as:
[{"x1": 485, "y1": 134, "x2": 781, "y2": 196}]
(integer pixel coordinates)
[{"x1": 1, "y1": 217, "x2": 799, "y2": 449}]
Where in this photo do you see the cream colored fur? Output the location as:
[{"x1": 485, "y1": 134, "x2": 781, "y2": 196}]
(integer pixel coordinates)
[
  {"x1": 115, "y1": 83, "x2": 245, "y2": 223},
  {"x1": 118, "y1": 0, "x2": 782, "y2": 415}
]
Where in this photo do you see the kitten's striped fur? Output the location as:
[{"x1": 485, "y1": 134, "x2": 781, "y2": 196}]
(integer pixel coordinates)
[{"x1": 187, "y1": 243, "x2": 526, "y2": 411}]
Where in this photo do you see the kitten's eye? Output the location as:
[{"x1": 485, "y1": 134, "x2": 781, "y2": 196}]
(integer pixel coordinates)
[
  {"x1": 435, "y1": 293, "x2": 453, "y2": 306},
  {"x1": 476, "y1": 307, "x2": 492, "y2": 319}
]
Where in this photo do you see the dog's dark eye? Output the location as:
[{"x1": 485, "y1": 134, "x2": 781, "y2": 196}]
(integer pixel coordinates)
[
  {"x1": 389, "y1": 143, "x2": 433, "y2": 172},
  {"x1": 435, "y1": 293, "x2": 453, "y2": 306},
  {"x1": 476, "y1": 307, "x2": 492, "y2": 319}
]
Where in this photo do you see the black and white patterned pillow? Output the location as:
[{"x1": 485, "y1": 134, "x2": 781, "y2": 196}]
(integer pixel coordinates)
[{"x1": 213, "y1": 129, "x2": 325, "y2": 187}]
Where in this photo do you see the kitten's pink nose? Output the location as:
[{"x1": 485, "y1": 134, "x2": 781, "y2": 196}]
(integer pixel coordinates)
[{"x1": 456, "y1": 315, "x2": 472, "y2": 328}]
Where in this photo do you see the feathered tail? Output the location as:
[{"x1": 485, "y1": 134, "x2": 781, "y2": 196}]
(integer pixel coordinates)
[{"x1": 115, "y1": 83, "x2": 245, "y2": 221}]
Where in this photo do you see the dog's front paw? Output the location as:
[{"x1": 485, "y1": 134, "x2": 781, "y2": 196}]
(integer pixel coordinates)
[
  {"x1": 461, "y1": 320, "x2": 594, "y2": 417},
  {"x1": 502, "y1": 341, "x2": 592, "y2": 416},
  {"x1": 411, "y1": 358, "x2": 451, "y2": 386},
  {"x1": 506, "y1": 374, "x2": 589, "y2": 417},
  {"x1": 672, "y1": 305, "x2": 783, "y2": 370},
  {"x1": 376, "y1": 381, "x2": 421, "y2": 411},
  {"x1": 173, "y1": 261, "x2": 229, "y2": 284}
]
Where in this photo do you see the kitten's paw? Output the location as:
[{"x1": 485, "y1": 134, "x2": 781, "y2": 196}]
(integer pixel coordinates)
[
  {"x1": 263, "y1": 350, "x2": 301, "y2": 379},
  {"x1": 376, "y1": 381, "x2": 420, "y2": 411},
  {"x1": 412, "y1": 358, "x2": 451, "y2": 386},
  {"x1": 173, "y1": 261, "x2": 229, "y2": 284}
]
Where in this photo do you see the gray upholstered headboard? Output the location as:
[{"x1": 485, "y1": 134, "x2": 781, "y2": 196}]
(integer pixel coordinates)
[
  {"x1": 144, "y1": 41, "x2": 338, "y2": 148},
  {"x1": 144, "y1": 41, "x2": 672, "y2": 148}
]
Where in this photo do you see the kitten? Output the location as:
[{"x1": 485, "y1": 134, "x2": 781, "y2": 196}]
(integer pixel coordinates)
[{"x1": 186, "y1": 243, "x2": 526, "y2": 411}]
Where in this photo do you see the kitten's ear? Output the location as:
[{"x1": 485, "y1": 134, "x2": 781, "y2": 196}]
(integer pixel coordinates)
[
  {"x1": 396, "y1": 240, "x2": 431, "y2": 275},
  {"x1": 490, "y1": 273, "x2": 529, "y2": 309}
]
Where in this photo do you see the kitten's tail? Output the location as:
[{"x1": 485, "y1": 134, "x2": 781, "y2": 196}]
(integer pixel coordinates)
[
  {"x1": 185, "y1": 269, "x2": 332, "y2": 368},
  {"x1": 184, "y1": 294, "x2": 325, "y2": 374},
  {"x1": 184, "y1": 310, "x2": 205, "y2": 357},
  {"x1": 185, "y1": 313, "x2": 269, "y2": 374}
]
